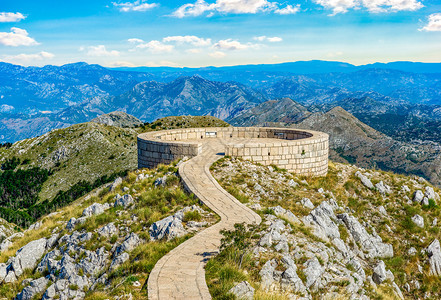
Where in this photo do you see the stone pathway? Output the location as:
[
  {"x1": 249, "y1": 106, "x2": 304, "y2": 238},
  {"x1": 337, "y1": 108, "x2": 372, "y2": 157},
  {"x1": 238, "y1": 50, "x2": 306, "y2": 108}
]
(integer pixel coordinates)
[{"x1": 148, "y1": 139, "x2": 262, "y2": 299}]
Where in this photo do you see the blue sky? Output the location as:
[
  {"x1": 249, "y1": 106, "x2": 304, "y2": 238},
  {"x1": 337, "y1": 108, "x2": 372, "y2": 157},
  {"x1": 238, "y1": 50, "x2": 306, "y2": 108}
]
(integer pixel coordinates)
[{"x1": 0, "y1": 0, "x2": 440, "y2": 67}]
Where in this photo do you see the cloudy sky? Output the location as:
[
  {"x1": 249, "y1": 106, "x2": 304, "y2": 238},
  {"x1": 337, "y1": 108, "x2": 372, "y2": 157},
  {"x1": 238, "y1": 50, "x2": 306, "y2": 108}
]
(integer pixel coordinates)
[{"x1": 0, "y1": 0, "x2": 440, "y2": 67}]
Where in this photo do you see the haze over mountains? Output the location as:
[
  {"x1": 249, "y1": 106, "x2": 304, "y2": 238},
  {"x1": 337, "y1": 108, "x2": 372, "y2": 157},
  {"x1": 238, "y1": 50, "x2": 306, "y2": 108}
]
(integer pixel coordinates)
[
  {"x1": 1, "y1": 60, "x2": 441, "y2": 143},
  {"x1": 1, "y1": 60, "x2": 441, "y2": 186}
]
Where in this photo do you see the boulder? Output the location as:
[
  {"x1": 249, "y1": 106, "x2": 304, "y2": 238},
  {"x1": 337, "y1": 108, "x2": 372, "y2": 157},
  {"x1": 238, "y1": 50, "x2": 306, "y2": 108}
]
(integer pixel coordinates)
[
  {"x1": 372, "y1": 261, "x2": 387, "y2": 284},
  {"x1": 149, "y1": 215, "x2": 187, "y2": 241},
  {"x1": 303, "y1": 201, "x2": 340, "y2": 241},
  {"x1": 97, "y1": 223, "x2": 118, "y2": 238},
  {"x1": 301, "y1": 198, "x2": 315, "y2": 209},
  {"x1": 288, "y1": 179, "x2": 298, "y2": 188},
  {"x1": 114, "y1": 194, "x2": 134, "y2": 208},
  {"x1": 303, "y1": 257, "x2": 324, "y2": 290},
  {"x1": 0, "y1": 263, "x2": 7, "y2": 283},
  {"x1": 375, "y1": 181, "x2": 391, "y2": 195},
  {"x1": 16, "y1": 277, "x2": 49, "y2": 300},
  {"x1": 411, "y1": 215, "x2": 424, "y2": 228},
  {"x1": 426, "y1": 239, "x2": 441, "y2": 276},
  {"x1": 110, "y1": 252, "x2": 129, "y2": 271},
  {"x1": 425, "y1": 186, "x2": 439, "y2": 201},
  {"x1": 259, "y1": 259, "x2": 278, "y2": 290},
  {"x1": 109, "y1": 177, "x2": 123, "y2": 191},
  {"x1": 355, "y1": 171, "x2": 374, "y2": 189},
  {"x1": 154, "y1": 175, "x2": 167, "y2": 187},
  {"x1": 65, "y1": 217, "x2": 86, "y2": 231},
  {"x1": 9, "y1": 238, "x2": 47, "y2": 277},
  {"x1": 413, "y1": 190, "x2": 424, "y2": 203},
  {"x1": 115, "y1": 233, "x2": 141, "y2": 256},
  {"x1": 228, "y1": 281, "x2": 254, "y2": 300},
  {"x1": 269, "y1": 206, "x2": 300, "y2": 224},
  {"x1": 82, "y1": 203, "x2": 109, "y2": 217},
  {"x1": 280, "y1": 255, "x2": 307, "y2": 293}
]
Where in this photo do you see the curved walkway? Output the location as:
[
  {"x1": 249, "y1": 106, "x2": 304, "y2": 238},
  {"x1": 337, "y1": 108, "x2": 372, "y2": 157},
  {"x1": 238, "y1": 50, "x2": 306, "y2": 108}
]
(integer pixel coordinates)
[{"x1": 147, "y1": 139, "x2": 262, "y2": 299}]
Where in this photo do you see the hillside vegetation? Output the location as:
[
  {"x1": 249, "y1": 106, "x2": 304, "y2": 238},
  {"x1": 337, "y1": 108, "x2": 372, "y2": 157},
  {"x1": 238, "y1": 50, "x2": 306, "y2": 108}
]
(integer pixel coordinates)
[{"x1": 0, "y1": 115, "x2": 228, "y2": 228}]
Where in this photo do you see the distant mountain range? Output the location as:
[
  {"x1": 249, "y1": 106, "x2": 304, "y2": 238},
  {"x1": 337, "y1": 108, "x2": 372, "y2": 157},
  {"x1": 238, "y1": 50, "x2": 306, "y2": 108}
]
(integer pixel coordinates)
[{"x1": 1, "y1": 61, "x2": 441, "y2": 144}]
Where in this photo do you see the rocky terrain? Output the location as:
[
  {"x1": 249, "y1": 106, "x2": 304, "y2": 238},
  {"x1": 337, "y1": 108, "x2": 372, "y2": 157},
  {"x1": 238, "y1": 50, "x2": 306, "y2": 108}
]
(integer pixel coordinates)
[
  {"x1": 91, "y1": 111, "x2": 143, "y2": 128},
  {"x1": 0, "y1": 163, "x2": 216, "y2": 299},
  {"x1": 209, "y1": 157, "x2": 441, "y2": 299}
]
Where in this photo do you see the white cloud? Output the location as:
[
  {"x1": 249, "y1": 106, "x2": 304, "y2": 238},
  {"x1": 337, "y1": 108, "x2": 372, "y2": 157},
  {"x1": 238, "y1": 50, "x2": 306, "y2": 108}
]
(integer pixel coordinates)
[
  {"x1": 2, "y1": 51, "x2": 54, "y2": 63},
  {"x1": 253, "y1": 36, "x2": 282, "y2": 42},
  {"x1": 0, "y1": 12, "x2": 26, "y2": 22},
  {"x1": 314, "y1": 0, "x2": 423, "y2": 15},
  {"x1": 209, "y1": 51, "x2": 226, "y2": 58},
  {"x1": 107, "y1": 61, "x2": 136, "y2": 67},
  {"x1": 128, "y1": 38, "x2": 144, "y2": 43},
  {"x1": 274, "y1": 4, "x2": 300, "y2": 14},
  {"x1": 113, "y1": 0, "x2": 158, "y2": 12},
  {"x1": 214, "y1": 39, "x2": 258, "y2": 50},
  {"x1": 420, "y1": 13, "x2": 441, "y2": 32},
  {"x1": 187, "y1": 48, "x2": 202, "y2": 54},
  {"x1": 326, "y1": 51, "x2": 343, "y2": 57},
  {"x1": 82, "y1": 45, "x2": 120, "y2": 57},
  {"x1": 132, "y1": 40, "x2": 174, "y2": 53},
  {"x1": 163, "y1": 35, "x2": 212, "y2": 47},
  {"x1": 0, "y1": 27, "x2": 39, "y2": 46},
  {"x1": 173, "y1": 0, "x2": 300, "y2": 17},
  {"x1": 144, "y1": 60, "x2": 179, "y2": 67}
]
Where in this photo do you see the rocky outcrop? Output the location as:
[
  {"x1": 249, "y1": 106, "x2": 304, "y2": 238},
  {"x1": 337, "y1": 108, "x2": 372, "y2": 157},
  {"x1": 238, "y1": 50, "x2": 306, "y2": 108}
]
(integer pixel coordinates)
[
  {"x1": 149, "y1": 206, "x2": 204, "y2": 241},
  {"x1": 338, "y1": 213, "x2": 393, "y2": 258},
  {"x1": 228, "y1": 281, "x2": 254, "y2": 300},
  {"x1": 6, "y1": 238, "x2": 47, "y2": 279},
  {"x1": 303, "y1": 200, "x2": 340, "y2": 241},
  {"x1": 82, "y1": 202, "x2": 109, "y2": 217},
  {"x1": 356, "y1": 171, "x2": 374, "y2": 189},
  {"x1": 427, "y1": 239, "x2": 441, "y2": 276},
  {"x1": 114, "y1": 194, "x2": 134, "y2": 208},
  {"x1": 16, "y1": 277, "x2": 49, "y2": 300}
]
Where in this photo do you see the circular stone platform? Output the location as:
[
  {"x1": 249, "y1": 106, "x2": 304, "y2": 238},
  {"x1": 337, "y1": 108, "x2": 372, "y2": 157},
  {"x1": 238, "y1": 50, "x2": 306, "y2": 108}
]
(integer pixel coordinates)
[{"x1": 138, "y1": 127, "x2": 329, "y2": 176}]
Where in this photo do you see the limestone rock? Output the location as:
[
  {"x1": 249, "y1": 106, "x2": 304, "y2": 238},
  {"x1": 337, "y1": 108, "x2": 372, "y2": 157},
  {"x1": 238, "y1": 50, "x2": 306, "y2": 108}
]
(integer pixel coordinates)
[
  {"x1": 301, "y1": 198, "x2": 315, "y2": 209},
  {"x1": 109, "y1": 177, "x2": 122, "y2": 191},
  {"x1": 426, "y1": 239, "x2": 441, "y2": 276},
  {"x1": 425, "y1": 186, "x2": 439, "y2": 201},
  {"x1": 372, "y1": 261, "x2": 387, "y2": 284},
  {"x1": 82, "y1": 202, "x2": 109, "y2": 217},
  {"x1": 110, "y1": 252, "x2": 129, "y2": 271},
  {"x1": 154, "y1": 175, "x2": 167, "y2": 187},
  {"x1": 228, "y1": 281, "x2": 254, "y2": 300},
  {"x1": 303, "y1": 257, "x2": 324, "y2": 290},
  {"x1": 375, "y1": 181, "x2": 391, "y2": 195},
  {"x1": 338, "y1": 213, "x2": 393, "y2": 258},
  {"x1": 114, "y1": 194, "x2": 134, "y2": 208},
  {"x1": 97, "y1": 223, "x2": 118, "y2": 238},
  {"x1": 303, "y1": 201, "x2": 340, "y2": 241},
  {"x1": 259, "y1": 259, "x2": 278, "y2": 290},
  {"x1": 16, "y1": 277, "x2": 49, "y2": 300},
  {"x1": 355, "y1": 171, "x2": 374, "y2": 189},
  {"x1": 413, "y1": 190, "x2": 424, "y2": 203},
  {"x1": 412, "y1": 215, "x2": 424, "y2": 228},
  {"x1": 269, "y1": 206, "x2": 300, "y2": 224},
  {"x1": 9, "y1": 238, "x2": 47, "y2": 277},
  {"x1": 115, "y1": 233, "x2": 141, "y2": 256},
  {"x1": 149, "y1": 215, "x2": 187, "y2": 241}
]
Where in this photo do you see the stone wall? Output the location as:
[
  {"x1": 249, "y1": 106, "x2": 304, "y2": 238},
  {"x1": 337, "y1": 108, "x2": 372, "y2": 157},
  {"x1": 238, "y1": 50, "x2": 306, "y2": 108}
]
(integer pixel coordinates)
[{"x1": 138, "y1": 127, "x2": 329, "y2": 176}]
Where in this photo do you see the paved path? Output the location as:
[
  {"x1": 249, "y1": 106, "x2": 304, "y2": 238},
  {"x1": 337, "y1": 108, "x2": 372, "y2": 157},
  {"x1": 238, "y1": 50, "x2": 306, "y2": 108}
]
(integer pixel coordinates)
[{"x1": 147, "y1": 139, "x2": 262, "y2": 299}]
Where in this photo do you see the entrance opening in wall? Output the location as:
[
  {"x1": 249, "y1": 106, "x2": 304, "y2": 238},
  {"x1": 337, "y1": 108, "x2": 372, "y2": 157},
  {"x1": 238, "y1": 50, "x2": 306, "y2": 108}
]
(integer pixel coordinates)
[
  {"x1": 206, "y1": 132, "x2": 217, "y2": 138},
  {"x1": 275, "y1": 132, "x2": 285, "y2": 139}
]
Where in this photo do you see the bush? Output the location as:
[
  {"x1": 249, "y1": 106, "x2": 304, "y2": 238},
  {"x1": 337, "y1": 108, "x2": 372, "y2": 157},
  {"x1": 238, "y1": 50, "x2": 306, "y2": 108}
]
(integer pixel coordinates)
[{"x1": 183, "y1": 210, "x2": 202, "y2": 222}]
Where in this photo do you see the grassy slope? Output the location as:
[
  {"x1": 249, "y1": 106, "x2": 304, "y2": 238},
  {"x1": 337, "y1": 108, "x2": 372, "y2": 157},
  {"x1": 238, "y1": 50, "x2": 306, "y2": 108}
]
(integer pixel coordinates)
[{"x1": 0, "y1": 115, "x2": 229, "y2": 203}]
